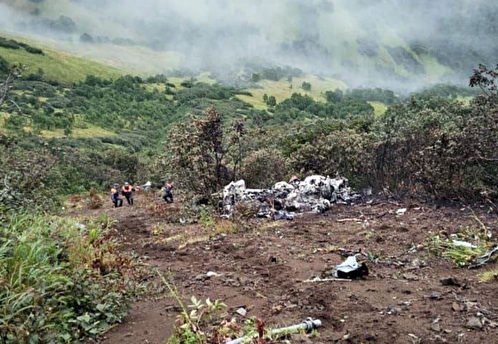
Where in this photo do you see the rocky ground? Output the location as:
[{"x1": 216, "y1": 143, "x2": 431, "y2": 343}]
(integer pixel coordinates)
[{"x1": 75, "y1": 194, "x2": 498, "y2": 344}]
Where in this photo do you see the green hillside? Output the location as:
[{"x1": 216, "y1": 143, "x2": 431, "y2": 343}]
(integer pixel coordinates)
[{"x1": 0, "y1": 33, "x2": 124, "y2": 83}]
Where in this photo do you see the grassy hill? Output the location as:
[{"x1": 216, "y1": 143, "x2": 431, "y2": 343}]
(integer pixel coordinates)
[
  {"x1": 0, "y1": 32, "x2": 125, "y2": 83},
  {"x1": 238, "y1": 75, "x2": 347, "y2": 110}
]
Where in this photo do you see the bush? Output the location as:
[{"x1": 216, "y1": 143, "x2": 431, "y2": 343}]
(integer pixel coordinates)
[
  {"x1": 24, "y1": 46, "x2": 43, "y2": 55},
  {"x1": 241, "y1": 148, "x2": 288, "y2": 188},
  {"x1": 302, "y1": 81, "x2": 312, "y2": 91},
  {"x1": 0, "y1": 37, "x2": 20, "y2": 50},
  {"x1": 288, "y1": 129, "x2": 374, "y2": 188},
  {"x1": 0, "y1": 56, "x2": 9, "y2": 75},
  {"x1": 0, "y1": 214, "x2": 146, "y2": 343}
]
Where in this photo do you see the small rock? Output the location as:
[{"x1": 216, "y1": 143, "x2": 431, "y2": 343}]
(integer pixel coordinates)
[
  {"x1": 452, "y1": 302, "x2": 463, "y2": 312},
  {"x1": 195, "y1": 274, "x2": 207, "y2": 281},
  {"x1": 364, "y1": 333, "x2": 376, "y2": 341},
  {"x1": 408, "y1": 333, "x2": 420, "y2": 343},
  {"x1": 403, "y1": 273, "x2": 419, "y2": 281},
  {"x1": 433, "y1": 335, "x2": 447, "y2": 343},
  {"x1": 430, "y1": 292, "x2": 441, "y2": 300},
  {"x1": 465, "y1": 317, "x2": 483, "y2": 329},
  {"x1": 440, "y1": 277, "x2": 460, "y2": 286},
  {"x1": 431, "y1": 322, "x2": 441, "y2": 332},
  {"x1": 387, "y1": 306, "x2": 403, "y2": 315}
]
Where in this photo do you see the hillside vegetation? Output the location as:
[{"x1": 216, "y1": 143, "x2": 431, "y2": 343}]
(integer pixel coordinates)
[
  {"x1": 0, "y1": 34, "x2": 124, "y2": 83},
  {"x1": 1, "y1": 29, "x2": 496, "y2": 343}
]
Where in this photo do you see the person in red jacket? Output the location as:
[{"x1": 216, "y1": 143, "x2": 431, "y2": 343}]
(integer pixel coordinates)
[
  {"x1": 111, "y1": 183, "x2": 123, "y2": 207},
  {"x1": 121, "y1": 182, "x2": 134, "y2": 205}
]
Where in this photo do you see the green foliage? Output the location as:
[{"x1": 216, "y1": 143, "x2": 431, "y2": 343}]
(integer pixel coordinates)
[
  {"x1": 267, "y1": 95, "x2": 276, "y2": 107},
  {"x1": 0, "y1": 55, "x2": 9, "y2": 75},
  {"x1": 198, "y1": 207, "x2": 215, "y2": 230},
  {"x1": 1, "y1": 59, "x2": 497, "y2": 205},
  {"x1": 164, "y1": 106, "x2": 244, "y2": 202},
  {"x1": 412, "y1": 84, "x2": 479, "y2": 100},
  {"x1": 301, "y1": 81, "x2": 311, "y2": 91},
  {"x1": 159, "y1": 272, "x2": 246, "y2": 344},
  {"x1": 248, "y1": 65, "x2": 303, "y2": 83},
  {"x1": 370, "y1": 94, "x2": 497, "y2": 200},
  {"x1": 0, "y1": 136, "x2": 60, "y2": 220},
  {"x1": 427, "y1": 216, "x2": 494, "y2": 267},
  {"x1": 241, "y1": 148, "x2": 288, "y2": 188},
  {"x1": 175, "y1": 83, "x2": 235, "y2": 104},
  {"x1": 0, "y1": 36, "x2": 44, "y2": 55},
  {"x1": 288, "y1": 129, "x2": 373, "y2": 188},
  {"x1": 0, "y1": 214, "x2": 146, "y2": 343},
  {"x1": 348, "y1": 87, "x2": 398, "y2": 104}
]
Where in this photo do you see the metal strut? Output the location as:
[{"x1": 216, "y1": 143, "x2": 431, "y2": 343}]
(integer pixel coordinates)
[{"x1": 225, "y1": 317, "x2": 322, "y2": 344}]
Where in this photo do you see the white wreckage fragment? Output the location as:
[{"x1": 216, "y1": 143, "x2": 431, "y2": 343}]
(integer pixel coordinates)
[{"x1": 222, "y1": 175, "x2": 365, "y2": 218}]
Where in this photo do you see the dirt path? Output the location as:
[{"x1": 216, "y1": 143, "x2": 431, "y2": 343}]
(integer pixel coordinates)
[{"x1": 74, "y1": 195, "x2": 498, "y2": 344}]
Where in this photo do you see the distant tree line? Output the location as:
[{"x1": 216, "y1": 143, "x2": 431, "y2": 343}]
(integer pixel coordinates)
[{"x1": 0, "y1": 36, "x2": 43, "y2": 55}]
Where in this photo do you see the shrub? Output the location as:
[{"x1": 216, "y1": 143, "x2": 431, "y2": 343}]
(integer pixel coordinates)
[
  {"x1": 0, "y1": 37, "x2": 20, "y2": 49},
  {"x1": 241, "y1": 148, "x2": 288, "y2": 188},
  {"x1": 288, "y1": 129, "x2": 374, "y2": 188},
  {"x1": 0, "y1": 214, "x2": 146, "y2": 343},
  {"x1": 24, "y1": 46, "x2": 43, "y2": 55}
]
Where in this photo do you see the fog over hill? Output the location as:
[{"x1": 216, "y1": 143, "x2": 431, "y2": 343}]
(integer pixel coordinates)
[{"x1": 1, "y1": 0, "x2": 497, "y2": 91}]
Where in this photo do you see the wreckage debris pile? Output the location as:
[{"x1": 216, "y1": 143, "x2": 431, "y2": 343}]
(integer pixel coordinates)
[{"x1": 222, "y1": 175, "x2": 369, "y2": 218}]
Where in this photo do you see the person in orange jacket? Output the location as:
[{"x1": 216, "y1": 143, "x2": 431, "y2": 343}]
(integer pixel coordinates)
[
  {"x1": 121, "y1": 182, "x2": 134, "y2": 205},
  {"x1": 111, "y1": 183, "x2": 123, "y2": 207}
]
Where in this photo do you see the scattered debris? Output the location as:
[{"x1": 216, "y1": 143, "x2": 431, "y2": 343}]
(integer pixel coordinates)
[
  {"x1": 73, "y1": 223, "x2": 86, "y2": 230},
  {"x1": 206, "y1": 271, "x2": 222, "y2": 278},
  {"x1": 235, "y1": 307, "x2": 247, "y2": 317},
  {"x1": 273, "y1": 211, "x2": 294, "y2": 221},
  {"x1": 334, "y1": 256, "x2": 369, "y2": 279},
  {"x1": 471, "y1": 246, "x2": 498, "y2": 268},
  {"x1": 303, "y1": 276, "x2": 352, "y2": 283},
  {"x1": 396, "y1": 208, "x2": 407, "y2": 216},
  {"x1": 452, "y1": 240, "x2": 478, "y2": 249},
  {"x1": 225, "y1": 318, "x2": 322, "y2": 344},
  {"x1": 222, "y1": 175, "x2": 369, "y2": 217},
  {"x1": 336, "y1": 218, "x2": 363, "y2": 223},
  {"x1": 195, "y1": 271, "x2": 222, "y2": 281}
]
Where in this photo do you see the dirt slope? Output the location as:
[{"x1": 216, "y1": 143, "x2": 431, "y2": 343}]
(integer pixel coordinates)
[{"x1": 76, "y1": 195, "x2": 498, "y2": 344}]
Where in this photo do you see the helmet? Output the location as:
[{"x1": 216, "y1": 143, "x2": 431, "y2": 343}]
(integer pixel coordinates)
[
  {"x1": 124, "y1": 182, "x2": 129, "y2": 186},
  {"x1": 113, "y1": 183, "x2": 119, "y2": 187}
]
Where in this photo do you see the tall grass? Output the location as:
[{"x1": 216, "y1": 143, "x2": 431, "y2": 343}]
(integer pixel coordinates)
[{"x1": 0, "y1": 214, "x2": 145, "y2": 343}]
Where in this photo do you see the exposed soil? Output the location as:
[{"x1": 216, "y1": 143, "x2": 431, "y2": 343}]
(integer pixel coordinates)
[{"x1": 74, "y1": 194, "x2": 498, "y2": 344}]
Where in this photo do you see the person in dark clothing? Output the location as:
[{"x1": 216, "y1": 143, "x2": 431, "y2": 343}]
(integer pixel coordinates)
[
  {"x1": 121, "y1": 182, "x2": 134, "y2": 205},
  {"x1": 110, "y1": 183, "x2": 123, "y2": 207},
  {"x1": 162, "y1": 179, "x2": 174, "y2": 203}
]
